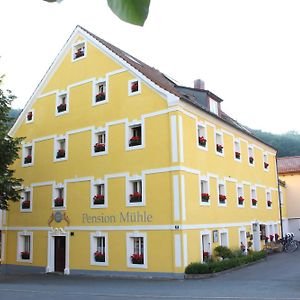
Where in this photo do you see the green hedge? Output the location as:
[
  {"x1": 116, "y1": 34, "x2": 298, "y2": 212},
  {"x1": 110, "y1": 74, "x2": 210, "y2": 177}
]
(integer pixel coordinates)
[{"x1": 185, "y1": 250, "x2": 266, "y2": 274}]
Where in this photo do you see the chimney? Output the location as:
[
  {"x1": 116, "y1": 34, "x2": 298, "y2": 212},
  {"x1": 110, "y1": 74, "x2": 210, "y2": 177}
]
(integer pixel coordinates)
[{"x1": 194, "y1": 79, "x2": 205, "y2": 90}]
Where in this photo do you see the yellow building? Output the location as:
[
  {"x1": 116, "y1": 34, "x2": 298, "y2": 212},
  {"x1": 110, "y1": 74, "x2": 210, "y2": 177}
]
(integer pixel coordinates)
[{"x1": 0, "y1": 26, "x2": 283, "y2": 278}]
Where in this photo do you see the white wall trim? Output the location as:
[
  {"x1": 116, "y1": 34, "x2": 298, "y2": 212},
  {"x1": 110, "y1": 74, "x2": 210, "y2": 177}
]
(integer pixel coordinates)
[
  {"x1": 183, "y1": 233, "x2": 188, "y2": 267},
  {"x1": 170, "y1": 115, "x2": 178, "y2": 162},
  {"x1": 173, "y1": 175, "x2": 180, "y2": 221},
  {"x1": 174, "y1": 234, "x2": 182, "y2": 268},
  {"x1": 180, "y1": 175, "x2": 186, "y2": 221},
  {"x1": 178, "y1": 115, "x2": 184, "y2": 162}
]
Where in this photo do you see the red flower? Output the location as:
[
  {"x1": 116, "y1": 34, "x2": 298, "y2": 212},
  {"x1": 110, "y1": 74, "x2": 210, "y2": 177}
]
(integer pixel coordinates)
[
  {"x1": 198, "y1": 136, "x2": 207, "y2": 146},
  {"x1": 201, "y1": 193, "x2": 210, "y2": 201},
  {"x1": 219, "y1": 194, "x2": 227, "y2": 201},
  {"x1": 216, "y1": 144, "x2": 223, "y2": 153},
  {"x1": 54, "y1": 197, "x2": 64, "y2": 206},
  {"x1": 267, "y1": 200, "x2": 272, "y2": 206},
  {"x1": 27, "y1": 111, "x2": 33, "y2": 121},
  {"x1": 203, "y1": 251, "x2": 209, "y2": 257},
  {"x1": 252, "y1": 198, "x2": 257, "y2": 205},
  {"x1": 130, "y1": 136, "x2": 141, "y2": 141},
  {"x1": 131, "y1": 81, "x2": 139, "y2": 92},
  {"x1": 131, "y1": 253, "x2": 144, "y2": 264},
  {"x1": 238, "y1": 196, "x2": 244, "y2": 203},
  {"x1": 269, "y1": 234, "x2": 274, "y2": 241},
  {"x1": 264, "y1": 162, "x2": 269, "y2": 169},
  {"x1": 235, "y1": 151, "x2": 241, "y2": 159}
]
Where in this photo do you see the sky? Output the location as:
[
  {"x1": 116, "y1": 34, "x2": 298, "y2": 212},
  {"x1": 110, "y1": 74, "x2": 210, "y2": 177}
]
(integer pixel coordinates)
[{"x1": 1, "y1": 0, "x2": 300, "y2": 134}]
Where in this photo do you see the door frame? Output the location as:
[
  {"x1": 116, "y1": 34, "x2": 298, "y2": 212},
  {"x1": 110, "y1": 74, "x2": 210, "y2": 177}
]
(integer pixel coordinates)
[
  {"x1": 46, "y1": 228, "x2": 70, "y2": 274},
  {"x1": 252, "y1": 222, "x2": 261, "y2": 251},
  {"x1": 200, "y1": 230, "x2": 212, "y2": 262}
]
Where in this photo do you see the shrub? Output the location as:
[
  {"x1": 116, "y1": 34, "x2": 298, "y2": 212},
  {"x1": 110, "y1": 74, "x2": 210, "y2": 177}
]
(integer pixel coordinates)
[
  {"x1": 185, "y1": 262, "x2": 211, "y2": 274},
  {"x1": 214, "y1": 246, "x2": 233, "y2": 259}
]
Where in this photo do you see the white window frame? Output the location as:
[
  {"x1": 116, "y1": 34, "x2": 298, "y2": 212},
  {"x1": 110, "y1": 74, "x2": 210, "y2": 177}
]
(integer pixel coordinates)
[
  {"x1": 251, "y1": 187, "x2": 257, "y2": 208},
  {"x1": 197, "y1": 122, "x2": 208, "y2": 151},
  {"x1": 237, "y1": 184, "x2": 245, "y2": 208},
  {"x1": 279, "y1": 188, "x2": 284, "y2": 205},
  {"x1": 127, "y1": 176, "x2": 144, "y2": 207},
  {"x1": 215, "y1": 131, "x2": 224, "y2": 156},
  {"x1": 234, "y1": 138, "x2": 241, "y2": 162},
  {"x1": 128, "y1": 78, "x2": 141, "y2": 96},
  {"x1": 17, "y1": 231, "x2": 33, "y2": 263},
  {"x1": 52, "y1": 183, "x2": 66, "y2": 210},
  {"x1": 90, "y1": 179, "x2": 107, "y2": 208},
  {"x1": 200, "y1": 230, "x2": 212, "y2": 262},
  {"x1": 126, "y1": 121, "x2": 144, "y2": 151},
  {"x1": 91, "y1": 127, "x2": 108, "y2": 156},
  {"x1": 209, "y1": 98, "x2": 218, "y2": 115},
  {"x1": 200, "y1": 176, "x2": 210, "y2": 206},
  {"x1": 90, "y1": 232, "x2": 108, "y2": 266},
  {"x1": 126, "y1": 232, "x2": 147, "y2": 269},
  {"x1": 54, "y1": 135, "x2": 68, "y2": 162},
  {"x1": 218, "y1": 181, "x2": 227, "y2": 207},
  {"x1": 25, "y1": 109, "x2": 34, "y2": 124},
  {"x1": 55, "y1": 90, "x2": 69, "y2": 116},
  {"x1": 22, "y1": 142, "x2": 34, "y2": 167},
  {"x1": 266, "y1": 190, "x2": 272, "y2": 209},
  {"x1": 20, "y1": 187, "x2": 33, "y2": 212},
  {"x1": 92, "y1": 78, "x2": 108, "y2": 106},
  {"x1": 219, "y1": 229, "x2": 229, "y2": 247},
  {"x1": 72, "y1": 40, "x2": 87, "y2": 62},
  {"x1": 239, "y1": 228, "x2": 248, "y2": 254},
  {"x1": 263, "y1": 153, "x2": 269, "y2": 172},
  {"x1": 248, "y1": 145, "x2": 255, "y2": 166}
]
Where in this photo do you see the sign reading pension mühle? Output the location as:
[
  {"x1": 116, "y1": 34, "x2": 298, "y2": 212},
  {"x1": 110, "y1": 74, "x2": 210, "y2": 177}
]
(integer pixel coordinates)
[{"x1": 82, "y1": 211, "x2": 153, "y2": 224}]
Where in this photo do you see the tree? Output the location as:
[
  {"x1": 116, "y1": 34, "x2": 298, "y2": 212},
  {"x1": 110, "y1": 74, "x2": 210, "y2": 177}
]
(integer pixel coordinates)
[{"x1": 0, "y1": 75, "x2": 23, "y2": 210}]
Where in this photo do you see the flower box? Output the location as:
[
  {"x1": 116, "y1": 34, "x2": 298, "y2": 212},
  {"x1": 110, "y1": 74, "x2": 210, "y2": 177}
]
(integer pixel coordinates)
[
  {"x1": 94, "y1": 251, "x2": 105, "y2": 262},
  {"x1": 56, "y1": 149, "x2": 65, "y2": 159},
  {"x1": 22, "y1": 200, "x2": 30, "y2": 209},
  {"x1": 269, "y1": 234, "x2": 274, "y2": 242},
  {"x1": 75, "y1": 48, "x2": 84, "y2": 59},
  {"x1": 131, "y1": 81, "x2": 139, "y2": 93},
  {"x1": 94, "y1": 143, "x2": 105, "y2": 153},
  {"x1": 267, "y1": 200, "x2": 272, "y2": 207},
  {"x1": 93, "y1": 194, "x2": 104, "y2": 205},
  {"x1": 264, "y1": 162, "x2": 269, "y2": 169},
  {"x1": 198, "y1": 136, "x2": 207, "y2": 147},
  {"x1": 219, "y1": 194, "x2": 226, "y2": 203},
  {"x1": 27, "y1": 111, "x2": 33, "y2": 121},
  {"x1": 235, "y1": 151, "x2": 241, "y2": 159},
  {"x1": 238, "y1": 196, "x2": 244, "y2": 205},
  {"x1": 249, "y1": 156, "x2": 254, "y2": 164},
  {"x1": 216, "y1": 144, "x2": 223, "y2": 153},
  {"x1": 24, "y1": 155, "x2": 32, "y2": 164},
  {"x1": 95, "y1": 92, "x2": 106, "y2": 102},
  {"x1": 131, "y1": 253, "x2": 143, "y2": 264},
  {"x1": 130, "y1": 192, "x2": 142, "y2": 203},
  {"x1": 21, "y1": 251, "x2": 30, "y2": 260},
  {"x1": 252, "y1": 198, "x2": 257, "y2": 206},
  {"x1": 54, "y1": 197, "x2": 64, "y2": 207},
  {"x1": 57, "y1": 103, "x2": 67, "y2": 113},
  {"x1": 201, "y1": 193, "x2": 210, "y2": 202},
  {"x1": 129, "y1": 136, "x2": 141, "y2": 147}
]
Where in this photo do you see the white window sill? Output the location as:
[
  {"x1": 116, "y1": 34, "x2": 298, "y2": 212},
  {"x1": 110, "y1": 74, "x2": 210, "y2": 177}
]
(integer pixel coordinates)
[
  {"x1": 127, "y1": 263, "x2": 147, "y2": 269},
  {"x1": 20, "y1": 209, "x2": 32, "y2": 213},
  {"x1": 215, "y1": 151, "x2": 224, "y2": 157},
  {"x1": 197, "y1": 145, "x2": 208, "y2": 151},
  {"x1": 218, "y1": 203, "x2": 227, "y2": 207},
  {"x1": 90, "y1": 261, "x2": 109, "y2": 267},
  {"x1": 72, "y1": 55, "x2": 86, "y2": 62},
  {"x1": 55, "y1": 110, "x2": 69, "y2": 117},
  {"x1": 91, "y1": 204, "x2": 108, "y2": 209},
  {"x1": 200, "y1": 201, "x2": 210, "y2": 206},
  {"x1": 92, "y1": 151, "x2": 108, "y2": 157},
  {"x1": 53, "y1": 157, "x2": 68, "y2": 163},
  {"x1": 126, "y1": 145, "x2": 144, "y2": 151},
  {"x1": 126, "y1": 202, "x2": 145, "y2": 207},
  {"x1": 92, "y1": 99, "x2": 109, "y2": 106}
]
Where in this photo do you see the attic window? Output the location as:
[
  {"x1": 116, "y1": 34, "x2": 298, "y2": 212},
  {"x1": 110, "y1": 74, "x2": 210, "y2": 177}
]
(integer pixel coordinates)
[
  {"x1": 129, "y1": 79, "x2": 141, "y2": 96},
  {"x1": 26, "y1": 110, "x2": 34, "y2": 123},
  {"x1": 95, "y1": 81, "x2": 106, "y2": 103},
  {"x1": 209, "y1": 98, "x2": 218, "y2": 115},
  {"x1": 56, "y1": 91, "x2": 68, "y2": 115},
  {"x1": 73, "y1": 41, "x2": 86, "y2": 61}
]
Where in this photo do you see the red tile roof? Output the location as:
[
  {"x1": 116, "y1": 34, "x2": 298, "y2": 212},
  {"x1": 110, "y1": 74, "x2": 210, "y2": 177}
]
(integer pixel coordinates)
[{"x1": 278, "y1": 156, "x2": 300, "y2": 174}]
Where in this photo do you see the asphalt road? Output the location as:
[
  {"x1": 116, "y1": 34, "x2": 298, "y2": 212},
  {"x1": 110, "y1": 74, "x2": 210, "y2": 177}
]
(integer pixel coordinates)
[{"x1": 0, "y1": 250, "x2": 300, "y2": 300}]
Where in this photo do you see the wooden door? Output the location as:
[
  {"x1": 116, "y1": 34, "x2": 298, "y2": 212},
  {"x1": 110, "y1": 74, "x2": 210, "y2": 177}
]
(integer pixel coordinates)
[{"x1": 54, "y1": 236, "x2": 66, "y2": 273}]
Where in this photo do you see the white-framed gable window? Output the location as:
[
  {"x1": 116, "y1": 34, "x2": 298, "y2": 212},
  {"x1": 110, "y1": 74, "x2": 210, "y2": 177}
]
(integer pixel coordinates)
[
  {"x1": 128, "y1": 177, "x2": 143, "y2": 206},
  {"x1": 72, "y1": 40, "x2": 86, "y2": 61},
  {"x1": 20, "y1": 188, "x2": 32, "y2": 212},
  {"x1": 22, "y1": 143, "x2": 34, "y2": 167},
  {"x1": 200, "y1": 177, "x2": 210, "y2": 205},
  {"x1": 53, "y1": 184, "x2": 66, "y2": 209},
  {"x1": 92, "y1": 127, "x2": 107, "y2": 156},
  {"x1": 248, "y1": 145, "x2": 254, "y2": 165},
  {"x1": 128, "y1": 79, "x2": 141, "y2": 96},
  {"x1": 128, "y1": 123, "x2": 143, "y2": 149},
  {"x1": 215, "y1": 131, "x2": 224, "y2": 155},
  {"x1": 237, "y1": 185, "x2": 244, "y2": 207},
  {"x1": 90, "y1": 232, "x2": 108, "y2": 266},
  {"x1": 266, "y1": 190, "x2": 272, "y2": 208},
  {"x1": 26, "y1": 110, "x2": 34, "y2": 124},
  {"x1": 218, "y1": 182, "x2": 226, "y2": 205},
  {"x1": 54, "y1": 136, "x2": 68, "y2": 161},
  {"x1": 263, "y1": 153, "x2": 269, "y2": 170},
  {"x1": 17, "y1": 231, "x2": 33, "y2": 263},
  {"x1": 197, "y1": 123, "x2": 207, "y2": 149},
  {"x1": 91, "y1": 179, "x2": 106, "y2": 208},
  {"x1": 93, "y1": 79, "x2": 107, "y2": 105},
  {"x1": 56, "y1": 91, "x2": 69, "y2": 115},
  {"x1": 251, "y1": 187, "x2": 257, "y2": 207},
  {"x1": 234, "y1": 139, "x2": 241, "y2": 161},
  {"x1": 127, "y1": 232, "x2": 147, "y2": 269},
  {"x1": 209, "y1": 98, "x2": 218, "y2": 115}
]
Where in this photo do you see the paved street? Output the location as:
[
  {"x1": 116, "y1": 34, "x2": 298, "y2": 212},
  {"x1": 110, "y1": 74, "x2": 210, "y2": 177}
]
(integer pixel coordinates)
[{"x1": 0, "y1": 250, "x2": 300, "y2": 300}]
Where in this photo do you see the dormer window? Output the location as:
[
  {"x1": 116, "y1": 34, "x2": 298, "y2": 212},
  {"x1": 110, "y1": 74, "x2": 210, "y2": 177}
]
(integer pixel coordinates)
[
  {"x1": 73, "y1": 41, "x2": 86, "y2": 61},
  {"x1": 209, "y1": 98, "x2": 218, "y2": 115},
  {"x1": 56, "y1": 91, "x2": 68, "y2": 114},
  {"x1": 128, "y1": 79, "x2": 141, "y2": 96}
]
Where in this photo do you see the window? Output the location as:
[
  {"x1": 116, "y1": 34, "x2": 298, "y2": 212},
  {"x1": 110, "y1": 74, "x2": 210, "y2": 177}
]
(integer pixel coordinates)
[
  {"x1": 279, "y1": 188, "x2": 284, "y2": 205},
  {"x1": 90, "y1": 233, "x2": 108, "y2": 266},
  {"x1": 17, "y1": 232, "x2": 32, "y2": 262},
  {"x1": 215, "y1": 132, "x2": 224, "y2": 154},
  {"x1": 237, "y1": 185, "x2": 244, "y2": 207},
  {"x1": 21, "y1": 189, "x2": 32, "y2": 212},
  {"x1": 220, "y1": 231, "x2": 229, "y2": 247},
  {"x1": 129, "y1": 125, "x2": 142, "y2": 148},
  {"x1": 251, "y1": 188, "x2": 257, "y2": 207},
  {"x1": 200, "y1": 178, "x2": 210, "y2": 204},
  {"x1": 128, "y1": 79, "x2": 141, "y2": 96},
  {"x1": 93, "y1": 130, "x2": 106, "y2": 154},
  {"x1": 23, "y1": 144, "x2": 33, "y2": 166},
  {"x1": 127, "y1": 233, "x2": 147, "y2": 268},
  {"x1": 26, "y1": 110, "x2": 34, "y2": 123},
  {"x1": 92, "y1": 183, "x2": 105, "y2": 207},
  {"x1": 266, "y1": 190, "x2": 272, "y2": 208},
  {"x1": 56, "y1": 91, "x2": 68, "y2": 115},
  {"x1": 263, "y1": 153, "x2": 269, "y2": 170},
  {"x1": 248, "y1": 146, "x2": 254, "y2": 165},
  {"x1": 209, "y1": 98, "x2": 218, "y2": 115},
  {"x1": 53, "y1": 185, "x2": 65, "y2": 209},
  {"x1": 94, "y1": 80, "x2": 107, "y2": 104},
  {"x1": 72, "y1": 41, "x2": 86, "y2": 61},
  {"x1": 234, "y1": 139, "x2": 241, "y2": 160},
  {"x1": 197, "y1": 123, "x2": 207, "y2": 148},
  {"x1": 129, "y1": 180, "x2": 142, "y2": 204},
  {"x1": 54, "y1": 136, "x2": 67, "y2": 161},
  {"x1": 218, "y1": 182, "x2": 226, "y2": 205}
]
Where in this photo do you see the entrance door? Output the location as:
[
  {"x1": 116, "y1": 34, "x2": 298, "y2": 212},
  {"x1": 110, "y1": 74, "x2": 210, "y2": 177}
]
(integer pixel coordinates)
[
  {"x1": 54, "y1": 236, "x2": 66, "y2": 273},
  {"x1": 252, "y1": 223, "x2": 260, "y2": 251}
]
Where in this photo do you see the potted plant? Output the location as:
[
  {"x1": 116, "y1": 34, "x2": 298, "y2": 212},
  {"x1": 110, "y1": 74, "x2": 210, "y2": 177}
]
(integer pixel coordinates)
[
  {"x1": 216, "y1": 144, "x2": 223, "y2": 153},
  {"x1": 130, "y1": 192, "x2": 142, "y2": 203},
  {"x1": 54, "y1": 197, "x2": 64, "y2": 207},
  {"x1": 269, "y1": 234, "x2": 274, "y2": 242},
  {"x1": 93, "y1": 194, "x2": 104, "y2": 205},
  {"x1": 131, "y1": 253, "x2": 143, "y2": 264},
  {"x1": 249, "y1": 156, "x2": 254, "y2": 164},
  {"x1": 219, "y1": 194, "x2": 226, "y2": 203},
  {"x1": 252, "y1": 198, "x2": 257, "y2": 206},
  {"x1": 235, "y1": 151, "x2": 241, "y2": 159},
  {"x1": 264, "y1": 162, "x2": 269, "y2": 169},
  {"x1": 201, "y1": 193, "x2": 210, "y2": 202},
  {"x1": 56, "y1": 149, "x2": 65, "y2": 159},
  {"x1": 57, "y1": 103, "x2": 67, "y2": 113},
  {"x1": 24, "y1": 155, "x2": 32, "y2": 164},
  {"x1": 203, "y1": 251, "x2": 210, "y2": 262},
  {"x1": 75, "y1": 48, "x2": 84, "y2": 59},
  {"x1": 198, "y1": 136, "x2": 207, "y2": 147},
  {"x1": 267, "y1": 200, "x2": 272, "y2": 207},
  {"x1": 129, "y1": 136, "x2": 141, "y2": 147},
  {"x1": 95, "y1": 92, "x2": 106, "y2": 102},
  {"x1": 27, "y1": 111, "x2": 33, "y2": 121},
  {"x1": 21, "y1": 251, "x2": 30, "y2": 260},
  {"x1": 94, "y1": 251, "x2": 105, "y2": 262},
  {"x1": 22, "y1": 200, "x2": 30, "y2": 209},
  {"x1": 238, "y1": 196, "x2": 244, "y2": 205},
  {"x1": 131, "y1": 81, "x2": 138, "y2": 93},
  {"x1": 94, "y1": 143, "x2": 105, "y2": 152}
]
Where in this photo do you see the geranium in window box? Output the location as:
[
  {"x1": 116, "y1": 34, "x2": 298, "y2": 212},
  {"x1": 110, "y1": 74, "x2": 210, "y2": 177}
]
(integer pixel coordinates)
[
  {"x1": 252, "y1": 198, "x2": 257, "y2": 206},
  {"x1": 57, "y1": 103, "x2": 67, "y2": 113},
  {"x1": 27, "y1": 111, "x2": 33, "y2": 121},
  {"x1": 93, "y1": 194, "x2": 104, "y2": 205},
  {"x1": 131, "y1": 253, "x2": 143, "y2": 264},
  {"x1": 56, "y1": 149, "x2": 65, "y2": 159},
  {"x1": 238, "y1": 196, "x2": 244, "y2": 205},
  {"x1": 198, "y1": 136, "x2": 207, "y2": 147},
  {"x1": 131, "y1": 81, "x2": 139, "y2": 93},
  {"x1": 130, "y1": 192, "x2": 142, "y2": 203},
  {"x1": 264, "y1": 162, "x2": 269, "y2": 169},
  {"x1": 235, "y1": 151, "x2": 241, "y2": 159},
  {"x1": 75, "y1": 48, "x2": 84, "y2": 59},
  {"x1": 267, "y1": 200, "x2": 272, "y2": 207},
  {"x1": 201, "y1": 193, "x2": 210, "y2": 202},
  {"x1": 94, "y1": 143, "x2": 105, "y2": 152},
  {"x1": 203, "y1": 251, "x2": 210, "y2": 262},
  {"x1": 216, "y1": 144, "x2": 223, "y2": 153},
  {"x1": 219, "y1": 194, "x2": 226, "y2": 203},
  {"x1": 54, "y1": 197, "x2": 64, "y2": 207},
  {"x1": 249, "y1": 156, "x2": 254, "y2": 164},
  {"x1": 24, "y1": 155, "x2": 32, "y2": 164},
  {"x1": 22, "y1": 200, "x2": 30, "y2": 209},
  {"x1": 95, "y1": 92, "x2": 106, "y2": 102},
  {"x1": 94, "y1": 251, "x2": 105, "y2": 262},
  {"x1": 21, "y1": 251, "x2": 30, "y2": 260},
  {"x1": 129, "y1": 136, "x2": 141, "y2": 147}
]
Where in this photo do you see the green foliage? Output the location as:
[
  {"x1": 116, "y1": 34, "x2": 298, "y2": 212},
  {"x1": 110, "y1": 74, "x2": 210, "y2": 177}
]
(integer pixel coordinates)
[
  {"x1": 0, "y1": 76, "x2": 23, "y2": 210},
  {"x1": 185, "y1": 250, "x2": 266, "y2": 274},
  {"x1": 214, "y1": 246, "x2": 233, "y2": 259}
]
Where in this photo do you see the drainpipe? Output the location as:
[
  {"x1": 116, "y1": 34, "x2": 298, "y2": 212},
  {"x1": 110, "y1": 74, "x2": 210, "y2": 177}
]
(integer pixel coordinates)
[{"x1": 276, "y1": 154, "x2": 284, "y2": 238}]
